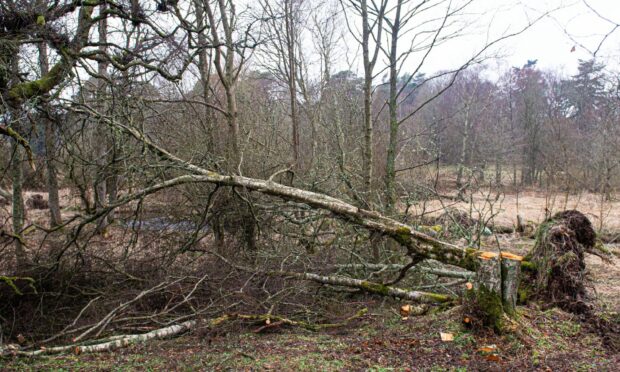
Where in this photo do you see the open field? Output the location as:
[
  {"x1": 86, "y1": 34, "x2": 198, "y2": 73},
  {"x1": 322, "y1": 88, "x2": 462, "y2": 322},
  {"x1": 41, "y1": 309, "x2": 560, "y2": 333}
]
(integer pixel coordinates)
[{"x1": 411, "y1": 189, "x2": 620, "y2": 232}]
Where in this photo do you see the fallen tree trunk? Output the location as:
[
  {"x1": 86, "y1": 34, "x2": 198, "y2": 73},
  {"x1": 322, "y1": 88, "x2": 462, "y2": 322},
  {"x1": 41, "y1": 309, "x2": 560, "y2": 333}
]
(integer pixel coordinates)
[
  {"x1": 7, "y1": 320, "x2": 197, "y2": 356},
  {"x1": 5, "y1": 309, "x2": 367, "y2": 357},
  {"x1": 275, "y1": 271, "x2": 456, "y2": 303},
  {"x1": 211, "y1": 253, "x2": 456, "y2": 304},
  {"x1": 333, "y1": 263, "x2": 475, "y2": 280}
]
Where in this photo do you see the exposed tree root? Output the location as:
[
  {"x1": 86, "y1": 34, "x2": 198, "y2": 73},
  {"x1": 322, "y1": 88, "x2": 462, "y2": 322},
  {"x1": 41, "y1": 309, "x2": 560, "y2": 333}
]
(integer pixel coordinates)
[
  {"x1": 528, "y1": 210, "x2": 594, "y2": 314},
  {"x1": 527, "y1": 210, "x2": 620, "y2": 350}
]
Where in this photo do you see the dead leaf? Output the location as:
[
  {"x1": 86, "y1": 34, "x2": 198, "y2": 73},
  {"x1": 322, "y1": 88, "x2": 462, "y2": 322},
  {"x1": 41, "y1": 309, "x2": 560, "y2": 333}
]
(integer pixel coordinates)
[{"x1": 440, "y1": 332, "x2": 454, "y2": 342}]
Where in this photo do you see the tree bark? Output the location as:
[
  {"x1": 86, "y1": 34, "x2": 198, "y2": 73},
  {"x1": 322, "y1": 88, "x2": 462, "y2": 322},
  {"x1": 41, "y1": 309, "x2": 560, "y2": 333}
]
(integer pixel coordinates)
[
  {"x1": 0, "y1": 187, "x2": 11, "y2": 200},
  {"x1": 501, "y1": 253, "x2": 521, "y2": 315}
]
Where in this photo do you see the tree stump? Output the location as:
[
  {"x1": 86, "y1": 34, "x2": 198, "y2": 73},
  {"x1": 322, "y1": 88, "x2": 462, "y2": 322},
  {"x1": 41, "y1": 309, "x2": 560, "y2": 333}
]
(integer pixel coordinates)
[
  {"x1": 464, "y1": 252, "x2": 522, "y2": 332},
  {"x1": 500, "y1": 252, "x2": 522, "y2": 315}
]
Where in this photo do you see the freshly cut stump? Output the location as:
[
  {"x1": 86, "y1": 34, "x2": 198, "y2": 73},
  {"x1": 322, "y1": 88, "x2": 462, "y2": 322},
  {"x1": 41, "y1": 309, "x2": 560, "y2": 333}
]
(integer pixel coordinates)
[{"x1": 463, "y1": 252, "x2": 522, "y2": 333}]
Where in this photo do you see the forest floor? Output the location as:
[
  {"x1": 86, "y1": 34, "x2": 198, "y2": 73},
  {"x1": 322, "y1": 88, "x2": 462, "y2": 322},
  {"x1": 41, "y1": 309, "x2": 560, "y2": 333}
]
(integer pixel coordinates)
[
  {"x1": 4, "y1": 300, "x2": 619, "y2": 371},
  {"x1": 4, "y1": 241, "x2": 620, "y2": 371},
  {"x1": 3, "y1": 188, "x2": 620, "y2": 370}
]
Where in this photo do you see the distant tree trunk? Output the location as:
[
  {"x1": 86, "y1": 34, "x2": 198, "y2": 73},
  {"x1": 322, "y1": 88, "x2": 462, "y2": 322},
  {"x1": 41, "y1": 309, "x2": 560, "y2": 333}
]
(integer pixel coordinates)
[
  {"x1": 206, "y1": 0, "x2": 240, "y2": 169},
  {"x1": 360, "y1": 0, "x2": 384, "y2": 207},
  {"x1": 456, "y1": 111, "x2": 471, "y2": 190},
  {"x1": 385, "y1": 0, "x2": 402, "y2": 215},
  {"x1": 106, "y1": 152, "x2": 118, "y2": 223},
  {"x1": 495, "y1": 156, "x2": 502, "y2": 186},
  {"x1": 205, "y1": 0, "x2": 255, "y2": 251},
  {"x1": 94, "y1": 9, "x2": 109, "y2": 234},
  {"x1": 38, "y1": 42, "x2": 62, "y2": 227},
  {"x1": 512, "y1": 161, "x2": 517, "y2": 187},
  {"x1": 284, "y1": 0, "x2": 300, "y2": 169},
  {"x1": 11, "y1": 140, "x2": 27, "y2": 271},
  {"x1": 195, "y1": 0, "x2": 215, "y2": 149}
]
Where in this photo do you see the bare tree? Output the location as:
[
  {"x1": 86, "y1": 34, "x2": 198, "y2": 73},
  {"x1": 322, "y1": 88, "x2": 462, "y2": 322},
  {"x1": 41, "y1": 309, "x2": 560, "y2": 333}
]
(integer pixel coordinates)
[{"x1": 342, "y1": 0, "x2": 387, "y2": 206}]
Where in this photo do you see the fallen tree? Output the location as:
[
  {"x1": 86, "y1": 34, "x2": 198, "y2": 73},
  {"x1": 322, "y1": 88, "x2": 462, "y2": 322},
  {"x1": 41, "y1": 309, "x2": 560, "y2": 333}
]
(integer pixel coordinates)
[
  {"x1": 333, "y1": 263, "x2": 475, "y2": 280},
  {"x1": 61, "y1": 109, "x2": 526, "y2": 329},
  {"x1": 81, "y1": 112, "x2": 519, "y2": 273},
  {"x1": 64, "y1": 108, "x2": 620, "y2": 338}
]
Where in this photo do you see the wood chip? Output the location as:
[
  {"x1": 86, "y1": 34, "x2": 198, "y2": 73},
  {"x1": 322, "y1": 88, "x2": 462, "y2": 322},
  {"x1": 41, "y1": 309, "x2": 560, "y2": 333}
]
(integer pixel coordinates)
[{"x1": 440, "y1": 332, "x2": 454, "y2": 342}]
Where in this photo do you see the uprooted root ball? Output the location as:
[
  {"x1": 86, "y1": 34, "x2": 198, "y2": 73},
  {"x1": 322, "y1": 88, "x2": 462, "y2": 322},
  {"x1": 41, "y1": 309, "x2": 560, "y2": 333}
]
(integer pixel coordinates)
[{"x1": 529, "y1": 210, "x2": 593, "y2": 314}]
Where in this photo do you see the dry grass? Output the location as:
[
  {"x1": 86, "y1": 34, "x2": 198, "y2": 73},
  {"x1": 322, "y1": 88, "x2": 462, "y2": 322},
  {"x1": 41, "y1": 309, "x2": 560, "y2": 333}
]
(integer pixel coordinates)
[{"x1": 409, "y1": 189, "x2": 620, "y2": 232}]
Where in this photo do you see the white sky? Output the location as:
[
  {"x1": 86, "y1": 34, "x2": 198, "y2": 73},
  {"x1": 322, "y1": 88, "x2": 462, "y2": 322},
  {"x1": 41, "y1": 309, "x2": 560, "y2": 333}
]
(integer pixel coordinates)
[{"x1": 341, "y1": 0, "x2": 620, "y2": 79}]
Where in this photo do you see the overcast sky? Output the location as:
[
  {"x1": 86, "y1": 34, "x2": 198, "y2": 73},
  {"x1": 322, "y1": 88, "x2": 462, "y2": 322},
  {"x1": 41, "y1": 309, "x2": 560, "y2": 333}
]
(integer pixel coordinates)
[{"x1": 345, "y1": 0, "x2": 620, "y2": 79}]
